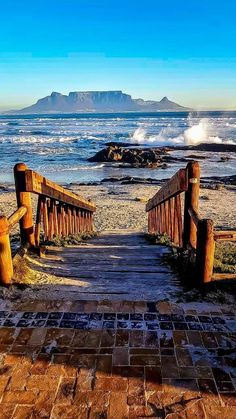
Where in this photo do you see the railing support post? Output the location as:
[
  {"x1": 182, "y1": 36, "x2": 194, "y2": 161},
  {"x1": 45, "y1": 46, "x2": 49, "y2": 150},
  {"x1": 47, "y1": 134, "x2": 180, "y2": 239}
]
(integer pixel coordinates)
[
  {"x1": 195, "y1": 219, "x2": 215, "y2": 284},
  {"x1": 14, "y1": 163, "x2": 35, "y2": 247},
  {"x1": 0, "y1": 217, "x2": 13, "y2": 285},
  {"x1": 183, "y1": 161, "x2": 200, "y2": 249}
]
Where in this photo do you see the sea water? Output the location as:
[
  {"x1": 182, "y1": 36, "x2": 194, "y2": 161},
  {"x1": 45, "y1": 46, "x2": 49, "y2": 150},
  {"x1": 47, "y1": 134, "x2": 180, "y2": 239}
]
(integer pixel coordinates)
[{"x1": 0, "y1": 111, "x2": 235, "y2": 184}]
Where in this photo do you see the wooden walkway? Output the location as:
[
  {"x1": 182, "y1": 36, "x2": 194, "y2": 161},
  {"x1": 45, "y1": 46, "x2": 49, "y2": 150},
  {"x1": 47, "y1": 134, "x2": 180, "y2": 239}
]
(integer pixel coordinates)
[{"x1": 31, "y1": 230, "x2": 181, "y2": 301}]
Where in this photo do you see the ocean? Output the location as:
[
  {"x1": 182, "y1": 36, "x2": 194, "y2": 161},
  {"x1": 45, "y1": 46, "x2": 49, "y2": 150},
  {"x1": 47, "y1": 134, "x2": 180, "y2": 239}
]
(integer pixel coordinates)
[{"x1": 0, "y1": 111, "x2": 235, "y2": 184}]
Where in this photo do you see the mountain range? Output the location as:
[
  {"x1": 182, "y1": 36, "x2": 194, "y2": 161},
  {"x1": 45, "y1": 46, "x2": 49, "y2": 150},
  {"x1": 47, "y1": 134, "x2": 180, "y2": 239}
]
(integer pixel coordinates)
[{"x1": 11, "y1": 91, "x2": 190, "y2": 114}]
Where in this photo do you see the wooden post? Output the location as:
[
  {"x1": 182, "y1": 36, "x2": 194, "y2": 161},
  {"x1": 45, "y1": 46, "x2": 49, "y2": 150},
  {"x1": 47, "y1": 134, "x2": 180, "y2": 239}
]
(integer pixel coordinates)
[
  {"x1": 53, "y1": 202, "x2": 59, "y2": 237},
  {"x1": 14, "y1": 163, "x2": 35, "y2": 247},
  {"x1": 0, "y1": 217, "x2": 13, "y2": 285},
  {"x1": 183, "y1": 161, "x2": 200, "y2": 249},
  {"x1": 35, "y1": 196, "x2": 43, "y2": 247},
  {"x1": 175, "y1": 194, "x2": 183, "y2": 247},
  {"x1": 196, "y1": 219, "x2": 215, "y2": 284}
]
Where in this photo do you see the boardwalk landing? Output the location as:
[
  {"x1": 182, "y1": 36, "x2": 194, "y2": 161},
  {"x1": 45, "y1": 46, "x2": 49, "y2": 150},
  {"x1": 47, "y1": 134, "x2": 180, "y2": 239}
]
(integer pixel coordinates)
[
  {"x1": 33, "y1": 230, "x2": 180, "y2": 301},
  {"x1": 0, "y1": 230, "x2": 236, "y2": 417}
]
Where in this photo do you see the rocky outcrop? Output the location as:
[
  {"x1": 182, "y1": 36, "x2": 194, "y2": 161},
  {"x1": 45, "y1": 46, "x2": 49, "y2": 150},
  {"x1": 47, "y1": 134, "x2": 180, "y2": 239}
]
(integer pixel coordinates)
[{"x1": 88, "y1": 145, "x2": 172, "y2": 168}]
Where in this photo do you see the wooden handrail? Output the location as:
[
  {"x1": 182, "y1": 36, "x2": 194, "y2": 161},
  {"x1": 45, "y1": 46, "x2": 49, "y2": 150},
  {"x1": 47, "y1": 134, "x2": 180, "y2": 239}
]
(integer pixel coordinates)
[
  {"x1": 25, "y1": 169, "x2": 96, "y2": 212},
  {"x1": 146, "y1": 168, "x2": 188, "y2": 212},
  {"x1": 146, "y1": 161, "x2": 235, "y2": 285},
  {"x1": 188, "y1": 207, "x2": 201, "y2": 227},
  {"x1": 0, "y1": 162, "x2": 97, "y2": 285},
  {"x1": 214, "y1": 230, "x2": 236, "y2": 241},
  {"x1": 8, "y1": 206, "x2": 27, "y2": 229}
]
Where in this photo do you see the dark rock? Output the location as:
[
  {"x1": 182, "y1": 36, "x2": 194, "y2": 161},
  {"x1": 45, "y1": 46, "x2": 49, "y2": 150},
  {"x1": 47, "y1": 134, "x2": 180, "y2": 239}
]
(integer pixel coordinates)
[
  {"x1": 219, "y1": 156, "x2": 231, "y2": 162},
  {"x1": 88, "y1": 145, "x2": 171, "y2": 168},
  {"x1": 185, "y1": 143, "x2": 236, "y2": 153},
  {"x1": 187, "y1": 154, "x2": 208, "y2": 159},
  {"x1": 201, "y1": 174, "x2": 236, "y2": 186}
]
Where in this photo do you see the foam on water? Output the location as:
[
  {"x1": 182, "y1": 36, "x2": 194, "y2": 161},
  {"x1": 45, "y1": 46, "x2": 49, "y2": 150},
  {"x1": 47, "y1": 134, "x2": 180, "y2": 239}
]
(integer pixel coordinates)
[{"x1": 0, "y1": 111, "x2": 235, "y2": 183}]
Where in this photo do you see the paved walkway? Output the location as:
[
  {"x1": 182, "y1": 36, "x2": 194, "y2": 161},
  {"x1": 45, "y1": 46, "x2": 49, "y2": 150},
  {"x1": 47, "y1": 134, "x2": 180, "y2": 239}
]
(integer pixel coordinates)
[
  {"x1": 0, "y1": 299, "x2": 236, "y2": 418},
  {"x1": 0, "y1": 231, "x2": 235, "y2": 417}
]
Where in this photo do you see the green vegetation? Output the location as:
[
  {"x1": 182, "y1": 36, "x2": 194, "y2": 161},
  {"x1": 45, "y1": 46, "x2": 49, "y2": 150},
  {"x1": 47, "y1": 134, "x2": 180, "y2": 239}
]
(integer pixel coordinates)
[
  {"x1": 145, "y1": 233, "x2": 171, "y2": 246},
  {"x1": 42, "y1": 231, "x2": 98, "y2": 247},
  {"x1": 214, "y1": 241, "x2": 236, "y2": 273}
]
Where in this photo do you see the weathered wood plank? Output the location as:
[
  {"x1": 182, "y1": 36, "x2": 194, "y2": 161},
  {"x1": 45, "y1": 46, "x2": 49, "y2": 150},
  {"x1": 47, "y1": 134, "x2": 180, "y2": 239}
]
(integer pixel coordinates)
[
  {"x1": 25, "y1": 169, "x2": 96, "y2": 212},
  {"x1": 146, "y1": 168, "x2": 188, "y2": 211},
  {"x1": 8, "y1": 206, "x2": 27, "y2": 229},
  {"x1": 214, "y1": 230, "x2": 236, "y2": 241}
]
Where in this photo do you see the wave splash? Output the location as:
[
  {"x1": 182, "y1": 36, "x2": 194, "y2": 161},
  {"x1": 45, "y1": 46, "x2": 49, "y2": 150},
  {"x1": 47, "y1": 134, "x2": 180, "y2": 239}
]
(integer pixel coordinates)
[{"x1": 131, "y1": 117, "x2": 234, "y2": 146}]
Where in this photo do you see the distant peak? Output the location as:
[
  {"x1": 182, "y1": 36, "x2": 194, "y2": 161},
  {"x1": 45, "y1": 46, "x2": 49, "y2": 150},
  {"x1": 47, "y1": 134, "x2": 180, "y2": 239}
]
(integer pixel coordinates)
[
  {"x1": 51, "y1": 91, "x2": 62, "y2": 97},
  {"x1": 160, "y1": 96, "x2": 169, "y2": 102}
]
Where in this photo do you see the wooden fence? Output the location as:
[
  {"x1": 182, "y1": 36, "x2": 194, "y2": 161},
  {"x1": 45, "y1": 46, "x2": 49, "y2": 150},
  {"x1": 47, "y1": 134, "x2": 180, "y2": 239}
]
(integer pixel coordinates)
[
  {"x1": 146, "y1": 161, "x2": 236, "y2": 285},
  {"x1": 0, "y1": 163, "x2": 96, "y2": 285}
]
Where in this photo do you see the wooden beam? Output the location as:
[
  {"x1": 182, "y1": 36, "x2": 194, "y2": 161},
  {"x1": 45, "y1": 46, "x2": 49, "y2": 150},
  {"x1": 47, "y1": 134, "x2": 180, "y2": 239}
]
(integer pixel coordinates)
[
  {"x1": 8, "y1": 206, "x2": 27, "y2": 229},
  {"x1": 14, "y1": 163, "x2": 35, "y2": 247},
  {"x1": 214, "y1": 231, "x2": 236, "y2": 241},
  {"x1": 146, "y1": 168, "x2": 188, "y2": 211},
  {"x1": 183, "y1": 162, "x2": 200, "y2": 249},
  {"x1": 212, "y1": 273, "x2": 236, "y2": 281},
  {"x1": 24, "y1": 169, "x2": 96, "y2": 212}
]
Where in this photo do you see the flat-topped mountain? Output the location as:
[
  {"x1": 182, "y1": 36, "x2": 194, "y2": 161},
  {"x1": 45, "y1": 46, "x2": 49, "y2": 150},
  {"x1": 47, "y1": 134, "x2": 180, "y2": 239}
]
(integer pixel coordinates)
[{"x1": 14, "y1": 91, "x2": 190, "y2": 114}]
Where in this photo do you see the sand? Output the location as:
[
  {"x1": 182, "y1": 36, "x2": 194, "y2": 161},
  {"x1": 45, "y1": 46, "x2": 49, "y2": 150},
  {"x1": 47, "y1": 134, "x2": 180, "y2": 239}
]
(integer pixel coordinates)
[{"x1": 0, "y1": 182, "x2": 235, "y2": 233}]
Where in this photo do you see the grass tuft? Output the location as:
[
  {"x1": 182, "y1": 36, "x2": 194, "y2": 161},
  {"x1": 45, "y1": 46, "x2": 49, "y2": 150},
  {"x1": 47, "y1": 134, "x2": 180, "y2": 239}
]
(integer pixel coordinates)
[{"x1": 41, "y1": 231, "x2": 98, "y2": 247}]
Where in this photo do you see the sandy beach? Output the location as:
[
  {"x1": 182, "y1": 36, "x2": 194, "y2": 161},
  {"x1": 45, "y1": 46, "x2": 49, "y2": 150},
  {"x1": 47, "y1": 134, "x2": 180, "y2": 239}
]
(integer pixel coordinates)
[{"x1": 1, "y1": 182, "x2": 235, "y2": 234}]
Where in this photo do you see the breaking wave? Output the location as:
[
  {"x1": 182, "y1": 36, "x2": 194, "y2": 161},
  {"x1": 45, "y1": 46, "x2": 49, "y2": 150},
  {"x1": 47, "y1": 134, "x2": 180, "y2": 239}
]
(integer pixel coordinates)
[{"x1": 131, "y1": 117, "x2": 235, "y2": 146}]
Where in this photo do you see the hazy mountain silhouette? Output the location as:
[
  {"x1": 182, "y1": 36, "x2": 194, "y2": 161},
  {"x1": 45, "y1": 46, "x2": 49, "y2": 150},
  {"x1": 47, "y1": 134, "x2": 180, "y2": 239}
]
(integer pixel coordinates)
[{"x1": 11, "y1": 91, "x2": 191, "y2": 113}]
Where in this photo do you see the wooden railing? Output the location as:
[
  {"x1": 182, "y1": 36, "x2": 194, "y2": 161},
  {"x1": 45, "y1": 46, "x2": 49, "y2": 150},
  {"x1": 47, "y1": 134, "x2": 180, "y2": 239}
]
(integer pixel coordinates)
[
  {"x1": 146, "y1": 161, "x2": 236, "y2": 285},
  {"x1": 0, "y1": 163, "x2": 96, "y2": 285}
]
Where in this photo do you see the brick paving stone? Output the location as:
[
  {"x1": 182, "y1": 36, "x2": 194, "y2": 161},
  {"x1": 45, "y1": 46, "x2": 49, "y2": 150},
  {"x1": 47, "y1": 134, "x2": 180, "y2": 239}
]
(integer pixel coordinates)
[
  {"x1": 2, "y1": 390, "x2": 38, "y2": 404},
  {"x1": 51, "y1": 404, "x2": 88, "y2": 419},
  {"x1": 129, "y1": 404, "x2": 159, "y2": 419},
  {"x1": 116, "y1": 329, "x2": 129, "y2": 346},
  {"x1": 85, "y1": 330, "x2": 101, "y2": 347},
  {"x1": 100, "y1": 329, "x2": 115, "y2": 347},
  {"x1": 28, "y1": 328, "x2": 47, "y2": 346},
  {"x1": 95, "y1": 376, "x2": 128, "y2": 391},
  {"x1": 220, "y1": 392, "x2": 236, "y2": 406},
  {"x1": 96, "y1": 355, "x2": 112, "y2": 377},
  {"x1": 6, "y1": 365, "x2": 31, "y2": 390},
  {"x1": 113, "y1": 347, "x2": 129, "y2": 366},
  {"x1": 13, "y1": 405, "x2": 33, "y2": 419},
  {"x1": 179, "y1": 367, "x2": 199, "y2": 379},
  {"x1": 109, "y1": 392, "x2": 129, "y2": 418},
  {"x1": 0, "y1": 328, "x2": 18, "y2": 345},
  {"x1": 14, "y1": 328, "x2": 33, "y2": 345},
  {"x1": 112, "y1": 366, "x2": 144, "y2": 379},
  {"x1": 145, "y1": 366, "x2": 162, "y2": 391},
  {"x1": 130, "y1": 354, "x2": 160, "y2": 366},
  {"x1": 0, "y1": 403, "x2": 16, "y2": 419},
  {"x1": 30, "y1": 354, "x2": 51, "y2": 375},
  {"x1": 216, "y1": 381, "x2": 235, "y2": 392},
  {"x1": 201, "y1": 332, "x2": 218, "y2": 348},
  {"x1": 176, "y1": 347, "x2": 193, "y2": 367},
  {"x1": 44, "y1": 328, "x2": 75, "y2": 347},
  {"x1": 173, "y1": 330, "x2": 187, "y2": 346},
  {"x1": 56, "y1": 377, "x2": 76, "y2": 404},
  {"x1": 144, "y1": 331, "x2": 159, "y2": 348},
  {"x1": 26, "y1": 375, "x2": 60, "y2": 391},
  {"x1": 186, "y1": 330, "x2": 204, "y2": 346},
  {"x1": 129, "y1": 330, "x2": 144, "y2": 347},
  {"x1": 32, "y1": 390, "x2": 57, "y2": 418}
]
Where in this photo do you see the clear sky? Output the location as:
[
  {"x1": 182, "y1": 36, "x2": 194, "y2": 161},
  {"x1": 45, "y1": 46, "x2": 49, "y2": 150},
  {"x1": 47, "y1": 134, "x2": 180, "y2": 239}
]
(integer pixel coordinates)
[{"x1": 0, "y1": 0, "x2": 236, "y2": 110}]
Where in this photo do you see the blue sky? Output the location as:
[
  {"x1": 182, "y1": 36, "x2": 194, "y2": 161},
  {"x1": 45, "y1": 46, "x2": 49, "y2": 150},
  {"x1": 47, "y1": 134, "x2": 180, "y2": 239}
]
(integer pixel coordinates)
[{"x1": 0, "y1": 0, "x2": 236, "y2": 109}]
